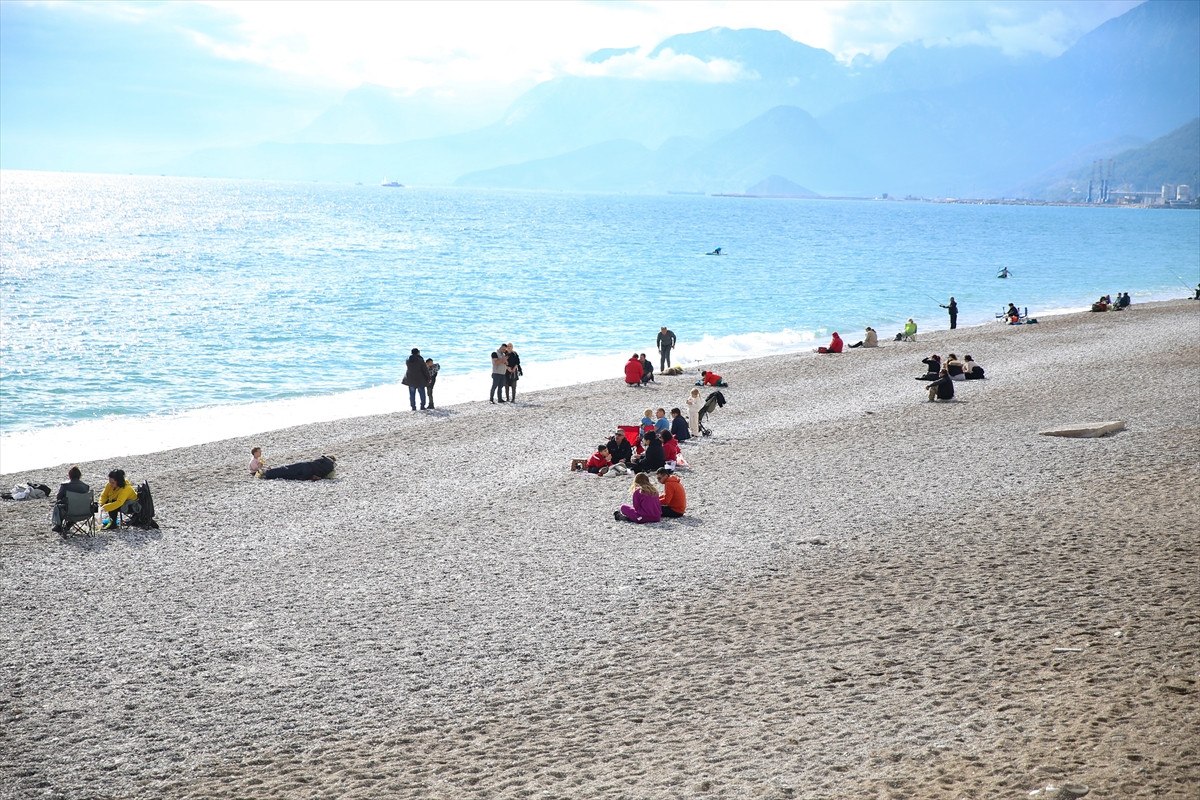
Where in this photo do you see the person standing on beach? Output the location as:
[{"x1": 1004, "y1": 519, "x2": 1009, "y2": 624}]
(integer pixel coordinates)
[
  {"x1": 424, "y1": 358, "x2": 440, "y2": 409},
  {"x1": 940, "y1": 297, "x2": 958, "y2": 329},
  {"x1": 490, "y1": 349, "x2": 508, "y2": 404},
  {"x1": 687, "y1": 387, "x2": 702, "y2": 434},
  {"x1": 504, "y1": 343, "x2": 521, "y2": 402},
  {"x1": 657, "y1": 326, "x2": 677, "y2": 371},
  {"x1": 402, "y1": 348, "x2": 431, "y2": 411}
]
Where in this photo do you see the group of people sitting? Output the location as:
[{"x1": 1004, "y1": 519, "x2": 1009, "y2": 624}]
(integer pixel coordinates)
[
  {"x1": 624, "y1": 353, "x2": 659, "y2": 386},
  {"x1": 1091, "y1": 293, "x2": 1130, "y2": 312},
  {"x1": 916, "y1": 353, "x2": 985, "y2": 401},
  {"x1": 49, "y1": 465, "x2": 140, "y2": 533}
]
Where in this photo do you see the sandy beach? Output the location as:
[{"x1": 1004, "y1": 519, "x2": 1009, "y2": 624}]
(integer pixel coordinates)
[{"x1": 2, "y1": 299, "x2": 1198, "y2": 799}]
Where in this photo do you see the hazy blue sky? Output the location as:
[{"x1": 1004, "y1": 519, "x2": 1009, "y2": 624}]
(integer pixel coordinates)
[{"x1": 1, "y1": 0, "x2": 1142, "y2": 172}]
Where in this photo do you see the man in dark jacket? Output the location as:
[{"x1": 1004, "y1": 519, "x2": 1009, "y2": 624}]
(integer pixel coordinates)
[
  {"x1": 505, "y1": 343, "x2": 521, "y2": 402},
  {"x1": 608, "y1": 430, "x2": 634, "y2": 467},
  {"x1": 926, "y1": 369, "x2": 955, "y2": 402},
  {"x1": 939, "y1": 297, "x2": 958, "y2": 329},
  {"x1": 656, "y1": 326, "x2": 677, "y2": 371},
  {"x1": 52, "y1": 465, "x2": 90, "y2": 533},
  {"x1": 401, "y1": 347, "x2": 432, "y2": 410}
]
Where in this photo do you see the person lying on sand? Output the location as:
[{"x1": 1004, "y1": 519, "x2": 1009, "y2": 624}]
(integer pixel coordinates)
[
  {"x1": 259, "y1": 455, "x2": 338, "y2": 481},
  {"x1": 613, "y1": 473, "x2": 662, "y2": 524}
]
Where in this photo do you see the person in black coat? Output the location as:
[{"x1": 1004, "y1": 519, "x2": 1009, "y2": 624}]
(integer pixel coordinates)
[
  {"x1": 261, "y1": 455, "x2": 338, "y2": 481},
  {"x1": 926, "y1": 370, "x2": 955, "y2": 402},
  {"x1": 631, "y1": 432, "x2": 665, "y2": 474},
  {"x1": 52, "y1": 465, "x2": 90, "y2": 533},
  {"x1": 917, "y1": 354, "x2": 941, "y2": 380},
  {"x1": 401, "y1": 348, "x2": 432, "y2": 410},
  {"x1": 607, "y1": 431, "x2": 634, "y2": 467}
]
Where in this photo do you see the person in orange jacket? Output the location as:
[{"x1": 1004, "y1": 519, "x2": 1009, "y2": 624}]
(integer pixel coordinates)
[{"x1": 656, "y1": 467, "x2": 686, "y2": 518}]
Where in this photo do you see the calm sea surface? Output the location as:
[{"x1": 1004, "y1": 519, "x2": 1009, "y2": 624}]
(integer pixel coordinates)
[{"x1": 2, "y1": 170, "x2": 1197, "y2": 471}]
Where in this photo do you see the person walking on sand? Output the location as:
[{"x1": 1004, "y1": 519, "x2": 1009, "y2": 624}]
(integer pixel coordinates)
[
  {"x1": 402, "y1": 348, "x2": 432, "y2": 411},
  {"x1": 656, "y1": 467, "x2": 686, "y2": 518},
  {"x1": 613, "y1": 473, "x2": 662, "y2": 524},
  {"x1": 657, "y1": 326, "x2": 677, "y2": 371},
  {"x1": 490, "y1": 349, "x2": 508, "y2": 403},
  {"x1": 940, "y1": 297, "x2": 958, "y2": 329}
]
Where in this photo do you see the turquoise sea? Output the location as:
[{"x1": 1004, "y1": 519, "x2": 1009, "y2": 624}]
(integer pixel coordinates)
[{"x1": 2, "y1": 170, "x2": 1198, "y2": 472}]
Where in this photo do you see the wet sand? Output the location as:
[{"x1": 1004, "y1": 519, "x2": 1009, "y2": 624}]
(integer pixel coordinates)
[{"x1": 2, "y1": 300, "x2": 1198, "y2": 799}]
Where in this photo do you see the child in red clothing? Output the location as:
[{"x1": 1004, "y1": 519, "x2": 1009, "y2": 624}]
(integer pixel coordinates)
[
  {"x1": 570, "y1": 443, "x2": 611, "y2": 475},
  {"x1": 660, "y1": 430, "x2": 680, "y2": 464}
]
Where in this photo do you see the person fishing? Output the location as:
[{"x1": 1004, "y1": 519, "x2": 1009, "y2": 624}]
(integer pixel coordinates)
[{"x1": 939, "y1": 296, "x2": 958, "y2": 329}]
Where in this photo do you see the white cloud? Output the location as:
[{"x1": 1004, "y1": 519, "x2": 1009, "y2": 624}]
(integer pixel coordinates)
[{"x1": 102, "y1": 0, "x2": 1143, "y2": 93}]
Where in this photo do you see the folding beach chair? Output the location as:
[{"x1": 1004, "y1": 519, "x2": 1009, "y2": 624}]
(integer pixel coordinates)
[{"x1": 57, "y1": 489, "x2": 97, "y2": 537}]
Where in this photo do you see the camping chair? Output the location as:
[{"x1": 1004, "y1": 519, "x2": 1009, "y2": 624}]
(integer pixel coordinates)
[
  {"x1": 697, "y1": 390, "x2": 727, "y2": 437},
  {"x1": 58, "y1": 490, "x2": 97, "y2": 537}
]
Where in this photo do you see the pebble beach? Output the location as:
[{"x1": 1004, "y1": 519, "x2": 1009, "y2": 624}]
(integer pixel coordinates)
[{"x1": 2, "y1": 299, "x2": 1198, "y2": 799}]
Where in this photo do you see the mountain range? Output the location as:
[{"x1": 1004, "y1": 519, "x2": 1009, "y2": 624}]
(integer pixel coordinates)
[{"x1": 167, "y1": 0, "x2": 1199, "y2": 199}]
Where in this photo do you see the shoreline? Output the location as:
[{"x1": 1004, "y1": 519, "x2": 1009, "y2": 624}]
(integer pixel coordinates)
[
  {"x1": 1, "y1": 292, "x2": 1189, "y2": 476},
  {"x1": 2, "y1": 298, "x2": 1197, "y2": 797}
]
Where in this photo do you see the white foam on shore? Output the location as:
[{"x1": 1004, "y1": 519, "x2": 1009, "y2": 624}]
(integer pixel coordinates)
[{"x1": 0, "y1": 327, "x2": 820, "y2": 473}]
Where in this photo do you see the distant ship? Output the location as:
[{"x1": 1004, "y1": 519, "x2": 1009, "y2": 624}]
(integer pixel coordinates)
[{"x1": 380, "y1": 180, "x2": 404, "y2": 187}]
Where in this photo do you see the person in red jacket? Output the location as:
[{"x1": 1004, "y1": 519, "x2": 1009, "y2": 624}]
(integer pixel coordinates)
[
  {"x1": 656, "y1": 468, "x2": 686, "y2": 518},
  {"x1": 624, "y1": 354, "x2": 643, "y2": 386},
  {"x1": 816, "y1": 332, "x2": 843, "y2": 354},
  {"x1": 700, "y1": 370, "x2": 724, "y2": 386}
]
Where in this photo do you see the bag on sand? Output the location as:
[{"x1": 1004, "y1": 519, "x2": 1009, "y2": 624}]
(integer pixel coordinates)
[
  {"x1": 125, "y1": 481, "x2": 159, "y2": 529},
  {"x1": 5, "y1": 482, "x2": 50, "y2": 501}
]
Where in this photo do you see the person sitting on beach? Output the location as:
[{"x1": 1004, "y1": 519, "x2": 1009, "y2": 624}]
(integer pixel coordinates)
[
  {"x1": 926, "y1": 369, "x2": 955, "y2": 402},
  {"x1": 687, "y1": 387, "x2": 702, "y2": 433},
  {"x1": 51, "y1": 465, "x2": 90, "y2": 534},
  {"x1": 660, "y1": 430, "x2": 681, "y2": 465},
  {"x1": 640, "y1": 408, "x2": 656, "y2": 433},
  {"x1": 260, "y1": 455, "x2": 338, "y2": 481},
  {"x1": 848, "y1": 327, "x2": 878, "y2": 348},
  {"x1": 945, "y1": 353, "x2": 965, "y2": 381},
  {"x1": 654, "y1": 408, "x2": 670, "y2": 434},
  {"x1": 656, "y1": 468, "x2": 686, "y2": 518},
  {"x1": 607, "y1": 430, "x2": 634, "y2": 469},
  {"x1": 698, "y1": 370, "x2": 726, "y2": 387},
  {"x1": 917, "y1": 354, "x2": 941, "y2": 380},
  {"x1": 670, "y1": 407, "x2": 690, "y2": 442},
  {"x1": 571, "y1": 443, "x2": 611, "y2": 475},
  {"x1": 962, "y1": 355, "x2": 986, "y2": 380},
  {"x1": 249, "y1": 446, "x2": 266, "y2": 477},
  {"x1": 816, "y1": 332, "x2": 844, "y2": 354},
  {"x1": 631, "y1": 432, "x2": 665, "y2": 474},
  {"x1": 896, "y1": 319, "x2": 917, "y2": 341},
  {"x1": 640, "y1": 353, "x2": 655, "y2": 384},
  {"x1": 425, "y1": 358, "x2": 440, "y2": 409},
  {"x1": 99, "y1": 468, "x2": 139, "y2": 530},
  {"x1": 1005, "y1": 303, "x2": 1021, "y2": 323},
  {"x1": 613, "y1": 473, "x2": 663, "y2": 524},
  {"x1": 1091, "y1": 297, "x2": 1109, "y2": 312},
  {"x1": 624, "y1": 354, "x2": 644, "y2": 387}
]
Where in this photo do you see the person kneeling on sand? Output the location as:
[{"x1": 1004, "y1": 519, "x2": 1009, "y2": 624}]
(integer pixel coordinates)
[
  {"x1": 571, "y1": 443, "x2": 611, "y2": 475},
  {"x1": 624, "y1": 353, "x2": 644, "y2": 387},
  {"x1": 816, "y1": 332, "x2": 844, "y2": 354},
  {"x1": 848, "y1": 327, "x2": 878, "y2": 348},
  {"x1": 698, "y1": 370, "x2": 726, "y2": 387},
  {"x1": 670, "y1": 407, "x2": 690, "y2": 442},
  {"x1": 260, "y1": 455, "x2": 338, "y2": 481},
  {"x1": 613, "y1": 473, "x2": 662, "y2": 524},
  {"x1": 656, "y1": 468, "x2": 686, "y2": 518},
  {"x1": 926, "y1": 369, "x2": 955, "y2": 402}
]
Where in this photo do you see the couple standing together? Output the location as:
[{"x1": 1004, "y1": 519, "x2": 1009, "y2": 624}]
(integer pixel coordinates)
[
  {"x1": 401, "y1": 348, "x2": 440, "y2": 411},
  {"x1": 490, "y1": 343, "x2": 522, "y2": 404}
]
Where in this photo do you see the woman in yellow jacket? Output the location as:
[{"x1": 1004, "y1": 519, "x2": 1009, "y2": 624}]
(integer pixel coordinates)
[{"x1": 99, "y1": 469, "x2": 139, "y2": 530}]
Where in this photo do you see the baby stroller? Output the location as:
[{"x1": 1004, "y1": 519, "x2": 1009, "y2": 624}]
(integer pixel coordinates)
[{"x1": 697, "y1": 390, "x2": 727, "y2": 437}]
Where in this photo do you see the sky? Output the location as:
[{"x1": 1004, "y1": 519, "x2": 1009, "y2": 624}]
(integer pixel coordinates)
[{"x1": 0, "y1": 0, "x2": 1143, "y2": 172}]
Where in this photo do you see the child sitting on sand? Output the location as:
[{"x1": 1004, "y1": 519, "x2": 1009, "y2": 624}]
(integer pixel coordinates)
[
  {"x1": 613, "y1": 473, "x2": 662, "y2": 524},
  {"x1": 571, "y1": 443, "x2": 611, "y2": 475},
  {"x1": 660, "y1": 430, "x2": 681, "y2": 465},
  {"x1": 641, "y1": 408, "x2": 655, "y2": 432},
  {"x1": 249, "y1": 446, "x2": 266, "y2": 477}
]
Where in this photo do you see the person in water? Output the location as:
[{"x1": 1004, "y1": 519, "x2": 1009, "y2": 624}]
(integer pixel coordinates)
[
  {"x1": 998, "y1": 267, "x2": 1011, "y2": 278},
  {"x1": 707, "y1": 247, "x2": 722, "y2": 256},
  {"x1": 940, "y1": 297, "x2": 958, "y2": 329}
]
